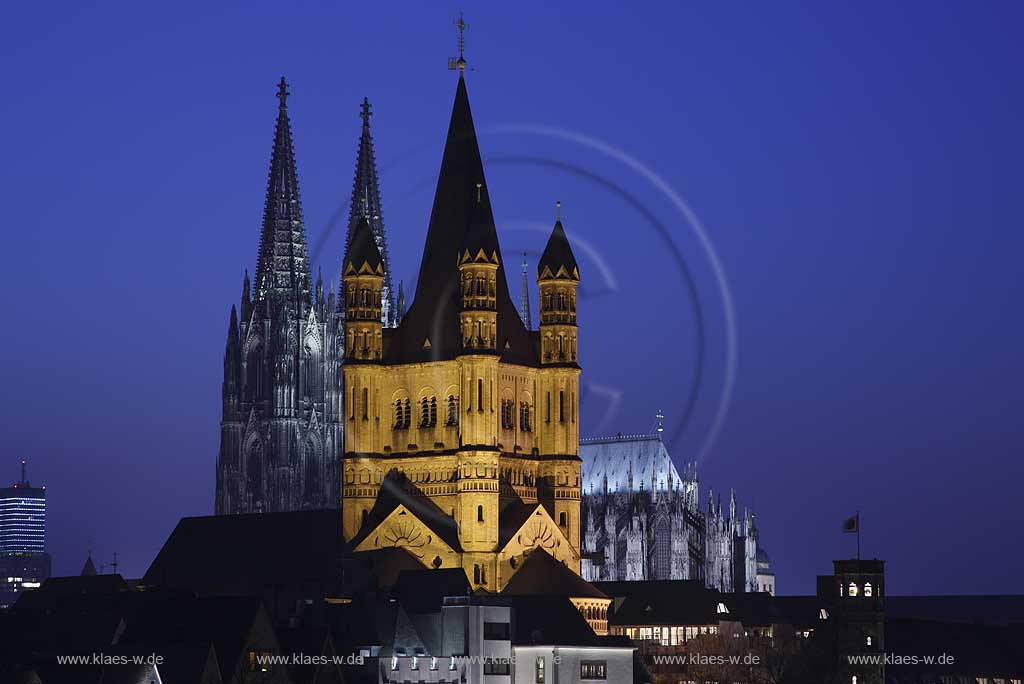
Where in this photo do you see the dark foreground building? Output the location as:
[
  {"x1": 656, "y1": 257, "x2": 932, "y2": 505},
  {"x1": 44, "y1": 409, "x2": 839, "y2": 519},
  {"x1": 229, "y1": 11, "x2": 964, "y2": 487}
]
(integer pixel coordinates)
[
  {"x1": 2, "y1": 509, "x2": 636, "y2": 684},
  {"x1": 599, "y1": 559, "x2": 1024, "y2": 683}
]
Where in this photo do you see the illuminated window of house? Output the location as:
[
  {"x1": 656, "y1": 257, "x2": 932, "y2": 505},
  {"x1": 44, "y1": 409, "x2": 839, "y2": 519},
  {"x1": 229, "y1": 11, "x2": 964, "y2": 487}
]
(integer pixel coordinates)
[
  {"x1": 866, "y1": 635, "x2": 872, "y2": 646},
  {"x1": 716, "y1": 602, "x2": 729, "y2": 614},
  {"x1": 580, "y1": 661, "x2": 607, "y2": 680},
  {"x1": 536, "y1": 656, "x2": 545, "y2": 683},
  {"x1": 390, "y1": 656, "x2": 398, "y2": 671},
  {"x1": 248, "y1": 650, "x2": 272, "y2": 673},
  {"x1": 848, "y1": 582, "x2": 859, "y2": 597},
  {"x1": 864, "y1": 582, "x2": 873, "y2": 597},
  {"x1": 430, "y1": 657, "x2": 438, "y2": 671}
]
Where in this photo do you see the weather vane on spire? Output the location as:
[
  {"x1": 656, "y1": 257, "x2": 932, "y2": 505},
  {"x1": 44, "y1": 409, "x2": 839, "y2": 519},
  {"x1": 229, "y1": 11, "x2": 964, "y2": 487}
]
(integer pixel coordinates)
[
  {"x1": 448, "y1": 12, "x2": 469, "y2": 73},
  {"x1": 277, "y1": 77, "x2": 289, "y2": 108}
]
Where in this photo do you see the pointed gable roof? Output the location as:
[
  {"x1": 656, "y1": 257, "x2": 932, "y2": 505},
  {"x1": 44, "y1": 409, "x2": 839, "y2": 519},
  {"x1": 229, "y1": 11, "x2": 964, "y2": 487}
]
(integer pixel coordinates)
[
  {"x1": 502, "y1": 548, "x2": 608, "y2": 600},
  {"x1": 344, "y1": 216, "x2": 384, "y2": 276},
  {"x1": 81, "y1": 554, "x2": 97, "y2": 576},
  {"x1": 538, "y1": 219, "x2": 579, "y2": 281},
  {"x1": 254, "y1": 77, "x2": 311, "y2": 304},
  {"x1": 389, "y1": 76, "x2": 537, "y2": 365}
]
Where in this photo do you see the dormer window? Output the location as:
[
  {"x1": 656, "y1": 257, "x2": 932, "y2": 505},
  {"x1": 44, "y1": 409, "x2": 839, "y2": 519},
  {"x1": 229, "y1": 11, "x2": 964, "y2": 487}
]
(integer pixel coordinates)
[
  {"x1": 848, "y1": 582, "x2": 859, "y2": 597},
  {"x1": 716, "y1": 602, "x2": 729, "y2": 614},
  {"x1": 864, "y1": 582, "x2": 873, "y2": 597}
]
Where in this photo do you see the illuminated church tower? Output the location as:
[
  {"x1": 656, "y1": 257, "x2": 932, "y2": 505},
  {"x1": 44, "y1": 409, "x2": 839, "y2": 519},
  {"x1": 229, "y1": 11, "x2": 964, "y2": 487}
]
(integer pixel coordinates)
[
  {"x1": 342, "y1": 65, "x2": 583, "y2": 591},
  {"x1": 343, "y1": 98, "x2": 397, "y2": 327},
  {"x1": 216, "y1": 79, "x2": 343, "y2": 515}
]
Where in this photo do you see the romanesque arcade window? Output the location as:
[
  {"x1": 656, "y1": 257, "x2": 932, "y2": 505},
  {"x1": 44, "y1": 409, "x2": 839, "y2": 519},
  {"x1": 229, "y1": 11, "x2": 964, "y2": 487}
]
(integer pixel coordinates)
[
  {"x1": 445, "y1": 396, "x2": 458, "y2": 426},
  {"x1": 419, "y1": 397, "x2": 438, "y2": 428},
  {"x1": 500, "y1": 399, "x2": 515, "y2": 429},
  {"x1": 519, "y1": 402, "x2": 532, "y2": 431}
]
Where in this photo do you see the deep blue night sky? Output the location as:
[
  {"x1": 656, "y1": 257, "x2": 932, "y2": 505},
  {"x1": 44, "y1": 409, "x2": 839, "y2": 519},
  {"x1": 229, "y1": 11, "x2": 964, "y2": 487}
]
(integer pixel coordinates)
[{"x1": 2, "y1": 1, "x2": 1021, "y2": 594}]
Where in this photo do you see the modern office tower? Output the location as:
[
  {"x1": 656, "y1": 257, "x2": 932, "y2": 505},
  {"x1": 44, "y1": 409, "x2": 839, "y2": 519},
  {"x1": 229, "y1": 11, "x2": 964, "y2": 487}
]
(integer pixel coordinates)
[{"x1": 0, "y1": 459, "x2": 51, "y2": 608}]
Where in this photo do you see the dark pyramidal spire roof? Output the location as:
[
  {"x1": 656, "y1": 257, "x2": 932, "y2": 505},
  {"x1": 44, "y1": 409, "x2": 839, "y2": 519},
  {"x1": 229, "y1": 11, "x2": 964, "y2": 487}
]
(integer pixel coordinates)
[
  {"x1": 81, "y1": 553, "x2": 97, "y2": 576},
  {"x1": 344, "y1": 216, "x2": 384, "y2": 276},
  {"x1": 254, "y1": 77, "x2": 311, "y2": 305},
  {"x1": 390, "y1": 74, "x2": 535, "y2": 364},
  {"x1": 345, "y1": 97, "x2": 395, "y2": 324},
  {"x1": 459, "y1": 184, "x2": 500, "y2": 263},
  {"x1": 538, "y1": 211, "x2": 579, "y2": 280}
]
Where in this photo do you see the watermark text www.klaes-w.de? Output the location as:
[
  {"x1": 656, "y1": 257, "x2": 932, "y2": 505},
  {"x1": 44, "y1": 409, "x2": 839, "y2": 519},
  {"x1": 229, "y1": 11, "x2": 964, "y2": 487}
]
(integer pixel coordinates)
[
  {"x1": 650, "y1": 653, "x2": 762, "y2": 665},
  {"x1": 848, "y1": 653, "x2": 956, "y2": 666},
  {"x1": 56, "y1": 653, "x2": 164, "y2": 666}
]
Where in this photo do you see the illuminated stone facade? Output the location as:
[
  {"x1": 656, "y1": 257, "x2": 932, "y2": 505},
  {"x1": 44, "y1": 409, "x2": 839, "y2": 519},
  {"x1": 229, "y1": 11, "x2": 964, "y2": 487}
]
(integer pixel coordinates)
[
  {"x1": 341, "y1": 73, "x2": 583, "y2": 592},
  {"x1": 580, "y1": 434, "x2": 763, "y2": 592}
]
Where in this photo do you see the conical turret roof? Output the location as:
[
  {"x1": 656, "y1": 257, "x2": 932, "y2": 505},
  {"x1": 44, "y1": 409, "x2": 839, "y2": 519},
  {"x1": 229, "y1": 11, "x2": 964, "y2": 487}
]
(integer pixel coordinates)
[
  {"x1": 344, "y1": 216, "x2": 384, "y2": 276},
  {"x1": 538, "y1": 219, "x2": 579, "y2": 281}
]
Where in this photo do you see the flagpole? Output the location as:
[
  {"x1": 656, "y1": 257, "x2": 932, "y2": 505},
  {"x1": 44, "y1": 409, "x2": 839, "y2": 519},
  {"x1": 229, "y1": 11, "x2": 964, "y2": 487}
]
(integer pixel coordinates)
[{"x1": 857, "y1": 510, "x2": 861, "y2": 561}]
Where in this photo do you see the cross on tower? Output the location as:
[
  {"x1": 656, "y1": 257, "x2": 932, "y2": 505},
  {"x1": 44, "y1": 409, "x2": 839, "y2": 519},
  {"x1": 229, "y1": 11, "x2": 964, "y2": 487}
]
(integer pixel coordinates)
[
  {"x1": 448, "y1": 12, "x2": 469, "y2": 72},
  {"x1": 277, "y1": 77, "x2": 289, "y2": 107}
]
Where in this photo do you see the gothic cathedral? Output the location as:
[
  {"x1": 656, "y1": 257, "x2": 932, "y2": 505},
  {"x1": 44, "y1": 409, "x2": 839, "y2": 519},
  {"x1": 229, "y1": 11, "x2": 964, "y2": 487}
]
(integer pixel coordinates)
[{"x1": 341, "y1": 70, "x2": 583, "y2": 592}]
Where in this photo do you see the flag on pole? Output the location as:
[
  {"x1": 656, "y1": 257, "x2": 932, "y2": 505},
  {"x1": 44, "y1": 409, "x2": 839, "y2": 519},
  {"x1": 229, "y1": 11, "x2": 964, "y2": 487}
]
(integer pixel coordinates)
[{"x1": 842, "y1": 513, "x2": 859, "y2": 533}]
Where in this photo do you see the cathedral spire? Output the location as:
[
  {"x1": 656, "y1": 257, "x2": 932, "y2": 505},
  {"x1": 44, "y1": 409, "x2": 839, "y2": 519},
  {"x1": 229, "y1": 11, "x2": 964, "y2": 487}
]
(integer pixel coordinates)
[
  {"x1": 396, "y1": 280, "x2": 406, "y2": 324},
  {"x1": 519, "y1": 253, "x2": 532, "y2": 328},
  {"x1": 345, "y1": 97, "x2": 395, "y2": 326},
  {"x1": 254, "y1": 77, "x2": 311, "y2": 306}
]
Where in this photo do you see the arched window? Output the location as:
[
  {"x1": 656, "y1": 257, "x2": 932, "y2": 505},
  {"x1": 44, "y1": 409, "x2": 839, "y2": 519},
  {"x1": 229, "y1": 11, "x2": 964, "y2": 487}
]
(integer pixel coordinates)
[
  {"x1": 394, "y1": 401, "x2": 404, "y2": 429},
  {"x1": 864, "y1": 582, "x2": 873, "y2": 597},
  {"x1": 477, "y1": 505, "x2": 484, "y2": 522},
  {"x1": 477, "y1": 379, "x2": 484, "y2": 412},
  {"x1": 559, "y1": 511, "x2": 567, "y2": 527},
  {"x1": 362, "y1": 387, "x2": 369, "y2": 420},
  {"x1": 246, "y1": 347, "x2": 263, "y2": 400},
  {"x1": 654, "y1": 516, "x2": 671, "y2": 579},
  {"x1": 429, "y1": 397, "x2": 437, "y2": 426},
  {"x1": 303, "y1": 342, "x2": 319, "y2": 397},
  {"x1": 848, "y1": 582, "x2": 859, "y2": 597},
  {"x1": 420, "y1": 398, "x2": 430, "y2": 427},
  {"x1": 473, "y1": 565, "x2": 480, "y2": 584},
  {"x1": 519, "y1": 402, "x2": 532, "y2": 432},
  {"x1": 402, "y1": 399, "x2": 411, "y2": 428},
  {"x1": 303, "y1": 438, "x2": 319, "y2": 504},
  {"x1": 246, "y1": 440, "x2": 263, "y2": 509},
  {"x1": 559, "y1": 391, "x2": 565, "y2": 423},
  {"x1": 446, "y1": 396, "x2": 458, "y2": 426},
  {"x1": 866, "y1": 635, "x2": 872, "y2": 646}
]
